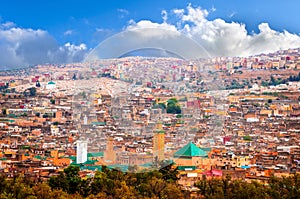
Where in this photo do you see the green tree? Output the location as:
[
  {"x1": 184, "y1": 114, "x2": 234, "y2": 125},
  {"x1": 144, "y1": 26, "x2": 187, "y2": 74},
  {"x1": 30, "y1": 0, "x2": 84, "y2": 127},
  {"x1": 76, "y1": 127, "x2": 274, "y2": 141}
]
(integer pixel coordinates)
[
  {"x1": 159, "y1": 162, "x2": 179, "y2": 183},
  {"x1": 166, "y1": 98, "x2": 181, "y2": 114},
  {"x1": 50, "y1": 99, "x2": 56, "y2": 104},
  {"x1": 49, "y1": 166, "x2": 83, "y2": 195},
  {"x1": 267, "y1": 99, "x2": 272, "y2": 103},
  {"x1": 28, "y1": 87, "x2": 37, "y2": 97},
  {"x1": 2, "y1": 109, "x2": 7, "y2": 115}
]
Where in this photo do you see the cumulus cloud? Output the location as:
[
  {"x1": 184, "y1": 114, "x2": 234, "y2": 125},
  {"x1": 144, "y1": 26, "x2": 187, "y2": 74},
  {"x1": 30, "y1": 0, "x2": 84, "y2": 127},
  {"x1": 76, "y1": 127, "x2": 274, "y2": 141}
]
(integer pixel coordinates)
[
  {"x1": 173, "y1": 9, "x2": 185, "y2": 17},
  {"x1": 86, "y1": 19, "x2": 208, "y2": 60},
  {"x1": 0, "y1": 23, "x2": 88, "y2": 69},
  {"x1": 127, "y1": 4, "x2": 300, "y2": 58},
  {"x1": 127, "y1": 20, "x2": 178, "y2": 33}
]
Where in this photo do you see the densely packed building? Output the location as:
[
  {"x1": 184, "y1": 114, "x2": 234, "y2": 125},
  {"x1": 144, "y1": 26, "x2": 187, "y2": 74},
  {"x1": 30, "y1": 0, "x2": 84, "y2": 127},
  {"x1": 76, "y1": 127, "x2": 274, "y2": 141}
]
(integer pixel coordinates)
[{"x1": 0, "y1": 48, "x2": 300, "y2": 189}]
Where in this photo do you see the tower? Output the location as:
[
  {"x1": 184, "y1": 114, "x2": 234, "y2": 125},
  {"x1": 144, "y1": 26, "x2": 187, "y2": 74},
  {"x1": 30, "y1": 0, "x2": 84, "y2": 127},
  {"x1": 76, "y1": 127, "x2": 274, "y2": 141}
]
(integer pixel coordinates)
[
  {"x1": 153, "y1": 121, "x2": 165, "y2": 162},
  {"x1": 76, "y1": 140, "x2": 88, "y2": 164},
  {"x1": 104, "y1": 137, "x2": 116, "y2": 164},
  {"x1": 83, "y1": 114, "x2": 88, "y2": 125}
]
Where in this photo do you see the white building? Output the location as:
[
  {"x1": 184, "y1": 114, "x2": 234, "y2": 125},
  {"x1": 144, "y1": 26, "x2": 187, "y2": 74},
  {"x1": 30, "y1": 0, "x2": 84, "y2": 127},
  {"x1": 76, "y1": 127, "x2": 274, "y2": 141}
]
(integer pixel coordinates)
[
  {"x1": 51, "y1": 125, "x2": 60, "y2": 136},
  {"x1": 46, "y1": 81, "x2": 56, "y2": 90},
  {"x1": 76, "y1": 140, "x2": 88, "y2": 164},
  {"x1": 83, "y1": 115, "x2": 88, "y2": 125}
]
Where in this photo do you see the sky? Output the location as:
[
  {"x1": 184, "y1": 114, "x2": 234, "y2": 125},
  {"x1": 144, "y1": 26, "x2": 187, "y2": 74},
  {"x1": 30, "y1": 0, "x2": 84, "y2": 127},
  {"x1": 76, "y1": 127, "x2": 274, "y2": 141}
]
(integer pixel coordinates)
[{"x1": 1, "y1": 0, "x2": 300, "y2": 68}]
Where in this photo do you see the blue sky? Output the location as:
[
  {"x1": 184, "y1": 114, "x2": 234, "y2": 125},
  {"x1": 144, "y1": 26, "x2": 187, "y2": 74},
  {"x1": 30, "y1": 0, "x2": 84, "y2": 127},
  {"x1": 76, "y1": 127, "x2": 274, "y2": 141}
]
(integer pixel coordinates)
[
  {"x1": 0, "y1": 0, "x2": 300, "y2": 68},
  {"x1": 1, "y1": 0, "x2": 300, "y2": 46}
]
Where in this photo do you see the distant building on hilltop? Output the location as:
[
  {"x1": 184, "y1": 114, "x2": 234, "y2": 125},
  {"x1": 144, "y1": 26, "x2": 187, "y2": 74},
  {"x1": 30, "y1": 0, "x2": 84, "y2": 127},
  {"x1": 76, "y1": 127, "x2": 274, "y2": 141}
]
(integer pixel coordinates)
[{"x1": 46, "y1": 81, "x2": 56, "y2": 90}]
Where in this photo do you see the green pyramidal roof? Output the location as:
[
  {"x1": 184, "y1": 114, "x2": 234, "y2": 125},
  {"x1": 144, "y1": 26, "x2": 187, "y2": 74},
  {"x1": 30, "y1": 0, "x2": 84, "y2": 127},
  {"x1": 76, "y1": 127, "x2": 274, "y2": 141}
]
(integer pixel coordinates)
[
  {"x1": 48, "y1": 81, "x2": 56, "y2": 85},
  {"x1": 174, "y1": 142, "x2": 208, "y2": 157}
]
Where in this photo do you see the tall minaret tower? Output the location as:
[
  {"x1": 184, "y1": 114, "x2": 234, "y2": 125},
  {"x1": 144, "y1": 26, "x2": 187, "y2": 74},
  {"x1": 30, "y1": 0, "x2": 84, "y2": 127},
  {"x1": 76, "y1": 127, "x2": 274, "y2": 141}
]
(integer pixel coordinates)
[{"x1": 153, "y1": 121, "x2": 165, "y2": 162}]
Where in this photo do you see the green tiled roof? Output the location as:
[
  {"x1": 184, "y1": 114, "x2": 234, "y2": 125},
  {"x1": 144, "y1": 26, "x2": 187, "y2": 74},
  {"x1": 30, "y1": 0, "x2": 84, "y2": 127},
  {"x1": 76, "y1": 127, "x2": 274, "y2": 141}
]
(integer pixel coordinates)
[
  {"x1": 48, "y1": 81, "x2": 56, "y2": 85},
  {"x1": 174, "y1": 142, "x2": 208, "y2": 158},
  {"x1": 108, "y1": 164, "x2": 129, "y2": 172},
  {"x1": 140, "y1": 162, "x2": 153, "y2": 167},
  {"x1": 202, "y1": 148, "x2": 212, "y2": 152},
  {"x1": 154, "y1": 129, "x2": 165, "y2": 134},
  {"x1": 34, "y1": 155, "x2": 42, "y2": 159},
  {"x1": 70, "y1": 159, "x2": 98, "y2": 166},
  {"x1": 91, "y1": 122, "x2": 106, "y2": 126},
  {"x1": 177, "y1": 166, "x2": 197, "y2": 171},
  {"x1": 87, "y1": 152, "x2": 104, "y2": 158},
  {"x1": 84, "y1": 159, "x2": 98, "y2": 165},
  {"x1": 69, "y1": 156, "x2": 76, "y2": 162},
  {"x1": 7, "y1": 114, "x2": 17, "y2": 118}
]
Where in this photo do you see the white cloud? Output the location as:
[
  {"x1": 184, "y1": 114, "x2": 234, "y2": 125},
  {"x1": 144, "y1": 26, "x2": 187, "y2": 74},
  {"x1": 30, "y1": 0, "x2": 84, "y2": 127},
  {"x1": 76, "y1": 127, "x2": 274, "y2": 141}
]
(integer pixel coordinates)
[
  {"x1": 117, "y1": 8, "x2": 129, "y2": 15},
  {"x1": 86, "y1": 19, "x2": 209, "y2": 60},
  {"x1": 64, "y1": 30, "x2": 73, "y2": 36},
  {"x1": 0, "y1": 22, "x2": 88, "y2": 69},
  {"x1": 127, "y1": 20, "x2": 178, "y2": 32},
  {"x1": 127, "y1": 4, "x2": 300, "y2": 58},
  {"x1": 117, "y1": 8, "x2": 129, "y2": 18},
  {"x1": 173, "y1": 9, "x2": 185, "y2": 17},
  {"x1": 210, "y1": 6, "x2": 216, "y2": 13},
  {"x1": 0, "y1": 21, "x2": 15, "y2": 29},
  {"x1": 228, "y1": 11, "x2": 237, "y2": 18},
  {"x1": 181, "y1": 4, "x2": 208, "y2": 25},
  {"x1": 161, "y1": 10, "x2": 168, "y2": 23},
  {"x1": 96, "y1": 28, "x2": 112, "y2": 33}
]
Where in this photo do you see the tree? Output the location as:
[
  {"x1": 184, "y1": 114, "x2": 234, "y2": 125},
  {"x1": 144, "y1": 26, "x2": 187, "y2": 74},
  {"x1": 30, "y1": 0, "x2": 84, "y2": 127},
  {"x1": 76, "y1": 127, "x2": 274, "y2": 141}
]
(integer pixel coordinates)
[
  {"x1": 128, "y1": 165, "x2": 138, "y2": 173},
  {"x1": 50, "y1": 99, "x2": 56, "y2": 104},
  {"x1": 243, "y1": 135, "x2": 252, "y2": 141},
  {"x1": 32, "y1": 183, "x2": 53, "y2": 199},
  {"x1": 28, "y1": 87, "x2": 37, "y2": 97},
  {"x1": 115, "y1": 181, "x2": 137, "y2": 199},
  {"x1": 166, "y1": 98, "x2": 181, "y2": 114},
  {"x1": 72, "y1": 73, "x2": 77, "y2": 80},
  {"x1": 158, "y1": 162, "x2": 179, "y2": 183},
  {"x1": 49, "y1": 165, "x2": 83, "y2": 195},
  {"x1": 267, "y1": 99, "x2": 272, "y2": 104}
]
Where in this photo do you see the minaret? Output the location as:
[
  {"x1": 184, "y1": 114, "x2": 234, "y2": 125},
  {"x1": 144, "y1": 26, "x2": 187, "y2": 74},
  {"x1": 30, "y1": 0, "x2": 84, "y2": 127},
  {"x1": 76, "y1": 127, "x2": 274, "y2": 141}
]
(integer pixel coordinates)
[
  {"x1": 83, "y1": 114, "x2": 88, "y2": 125},
  {"x1": 153, "y1": 121, "x2": 165, "y2": 162},
  {"x1": 104, "y1": 137, "x2": 116, "y2": 164},
  {"x1": 76, "y1": 140, "x2": 88, "y2": 164}
]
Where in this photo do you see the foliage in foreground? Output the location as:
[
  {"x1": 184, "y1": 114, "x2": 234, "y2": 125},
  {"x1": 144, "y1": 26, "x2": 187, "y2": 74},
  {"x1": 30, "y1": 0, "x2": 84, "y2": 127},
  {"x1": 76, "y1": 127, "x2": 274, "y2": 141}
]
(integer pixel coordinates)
[{"x1": 0, "y1": 165, "x2": 299, "y2": 199}]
